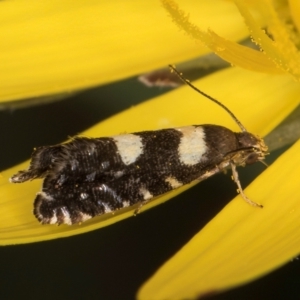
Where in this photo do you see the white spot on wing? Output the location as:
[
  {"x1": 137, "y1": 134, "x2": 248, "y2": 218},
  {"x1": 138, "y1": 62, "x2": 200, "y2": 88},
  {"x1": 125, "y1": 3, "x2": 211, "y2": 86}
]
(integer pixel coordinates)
[
  {"x1": 165, "y1": 176, "x2": 182, "y2": 189},
  {"x1": 113, "y1": 134, "x2": 143, "y2": 165},
  {"x1": 60, "y1": 207, "x2": 72, "y2": 225},
  {"x1": 79, "y1": 213, "x2": 91, "y2": 222},
  {"x1": 101, "y1": 161, "x2": 110, "y2": 169},
  {"x1": 122, "y1": 201, "x2": 130, "y2": 207},
  {"x1": 38, "y1": 191, "x2": 54, "y2": 201},
  {"x1": 114, "y1": 171, "x2": 124, "y2": 178},
  {"x1": 57, "y1": 174, "x2": 66, "y2": 185},
  {"x1": 70, "y1": 159, "x2": 79, "y2": 171},
  {"x1": 139, "y1": 187, "x2": 153, "y2": 200},
  {"x1": 103, "y1": 203, "x2": 113, "y2": 213},
  {"x1": 49, "y1": 212, "x2": 58, "y2": 224},
  {"x1": 80, "y1": 192, "x2": 89, "y2": 200},
  {"x1": 176, "y1": 126, "x2": 207, "y2": 165}
]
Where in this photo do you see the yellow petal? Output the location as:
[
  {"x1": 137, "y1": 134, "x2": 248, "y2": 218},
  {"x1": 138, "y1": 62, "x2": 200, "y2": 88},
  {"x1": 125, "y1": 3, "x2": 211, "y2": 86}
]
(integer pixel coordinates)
[
  {"x1": 234, "y1": 0, "x2": 300, "y2": 80},
  {"x1": 138, "y1": 138, "x2": 300, "y2": 299},
  {"x1": 289, "y1": 0, "x2": 300, "y2": 33},
  {"x1": 208, "y1": 30, "x2": 282, "y2": 73},
  {"x1": 0, "y1": 67, "x2": 299, "y2": 245},
  {"x1": 161, "y1": 0, "x2": 281, "y2": 73},
  {"x1": 0, "y1": 0, "x2": 248, "y2": 102}
]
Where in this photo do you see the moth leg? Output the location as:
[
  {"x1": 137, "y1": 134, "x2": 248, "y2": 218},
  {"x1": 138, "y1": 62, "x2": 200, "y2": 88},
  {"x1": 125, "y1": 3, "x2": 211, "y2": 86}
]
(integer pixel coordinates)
[{"x1": 230, "y1": 162, "x2": 263, "y2": 208}]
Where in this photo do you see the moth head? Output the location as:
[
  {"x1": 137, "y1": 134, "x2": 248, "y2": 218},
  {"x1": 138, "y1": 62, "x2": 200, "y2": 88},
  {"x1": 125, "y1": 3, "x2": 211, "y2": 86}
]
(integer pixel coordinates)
[{"x1": 234, "y1": 132, "x2": 268, "y2": 165}]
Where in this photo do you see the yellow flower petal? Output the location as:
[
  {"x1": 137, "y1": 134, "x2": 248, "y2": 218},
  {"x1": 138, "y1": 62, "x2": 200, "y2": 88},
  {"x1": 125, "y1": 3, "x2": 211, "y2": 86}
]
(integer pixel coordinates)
[
  {"x1": 234, "y1": 0, "x2": 300, "y2": 80},
  {"x1": 208, "y1": 30, "x2": 282, "y2": 73},
  {"x1": 0, "y1": 0, "x2": 249, "y2": 102},
  {"x1": 161, "y1": 0, "x2": 281, "y2": 73},
  {"x1": 138, "y1": 138, "x2": 300, "y2": 299},
  {"x1": 289, "y1": 0, "x2": 300, "y2": 33},
  {"x1": 0, "y1": 67, "x2": 299, "y2": 245}
]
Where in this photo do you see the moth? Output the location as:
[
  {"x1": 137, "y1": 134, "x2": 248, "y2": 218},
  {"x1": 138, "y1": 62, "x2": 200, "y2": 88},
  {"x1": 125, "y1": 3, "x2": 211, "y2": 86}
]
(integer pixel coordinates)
[{"x1": 10, "y1": 65, "x2": 268, "y2": 225}]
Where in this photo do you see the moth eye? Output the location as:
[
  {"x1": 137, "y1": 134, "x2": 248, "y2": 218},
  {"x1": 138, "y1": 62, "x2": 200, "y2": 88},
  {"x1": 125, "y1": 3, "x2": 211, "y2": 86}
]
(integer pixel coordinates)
[{"x1": 245, "y1": 152, "x2": 259, "y2": 165}]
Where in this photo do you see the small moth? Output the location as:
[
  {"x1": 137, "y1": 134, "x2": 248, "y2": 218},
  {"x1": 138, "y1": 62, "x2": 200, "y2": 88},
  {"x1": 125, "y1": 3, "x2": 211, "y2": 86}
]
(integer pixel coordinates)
[{"x1": 10, "y1": 65, "x2": 268, "y2": 225}]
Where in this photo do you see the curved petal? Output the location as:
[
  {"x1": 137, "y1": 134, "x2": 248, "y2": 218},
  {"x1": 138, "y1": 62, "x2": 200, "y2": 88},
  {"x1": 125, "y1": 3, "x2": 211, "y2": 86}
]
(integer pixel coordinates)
[
  {"x1": 208, "y1": 31, "x2": 282, "y2": 73},
  {"x1": 234, "y1": 0, "x2": 300, "y2": 81},
  {"x1": 161, "y1": 0, "x2": 281, "y2": 73},
  {"x1": 0, "y1": 67, "x2": 299, "y2": 245},
  {"x1": 0, "y1": 0, "x2": 249, "y2": 102},
  {"x1": 138, "y1": 138, "x2": 300, "y2": 299}
]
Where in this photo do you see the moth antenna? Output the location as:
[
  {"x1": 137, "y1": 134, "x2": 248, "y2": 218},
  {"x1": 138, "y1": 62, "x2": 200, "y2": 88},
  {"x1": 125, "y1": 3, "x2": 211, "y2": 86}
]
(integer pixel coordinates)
[{"x1": 169, "y1": 65, "x2": 247, "y2": 132}]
